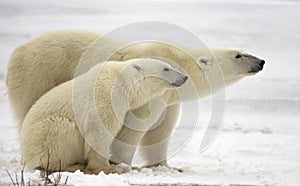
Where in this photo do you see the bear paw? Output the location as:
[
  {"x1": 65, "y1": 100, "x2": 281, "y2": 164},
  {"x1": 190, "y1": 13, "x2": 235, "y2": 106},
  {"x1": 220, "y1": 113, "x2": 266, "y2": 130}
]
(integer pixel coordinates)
[
  {"x1": 134, "y1": 161, "x2": 184, "y2": 172},
  {"x1": 85, "y1": 164, "x2": 124, "y2": 175}
]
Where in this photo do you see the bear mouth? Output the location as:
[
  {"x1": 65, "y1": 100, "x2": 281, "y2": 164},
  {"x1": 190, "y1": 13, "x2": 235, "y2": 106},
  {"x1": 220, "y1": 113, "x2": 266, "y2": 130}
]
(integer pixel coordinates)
[
  {"x1": 248, "y1": 68, "x2": 262, "y2": 73},
  {"x1": 171, "y1": 76, "x2": 188, "y2": 87},
  {"x1": 171, "y1": 82, "x2": 183, "y2": 87},
  {"x1": 248, "y1": 67, "x2": 263, "y2": 73}
]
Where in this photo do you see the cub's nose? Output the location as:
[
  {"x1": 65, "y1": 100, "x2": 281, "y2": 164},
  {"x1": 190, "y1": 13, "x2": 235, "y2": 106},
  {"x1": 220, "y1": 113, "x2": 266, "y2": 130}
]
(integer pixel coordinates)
[
  {"x1": 183, "y1": 76, "x2": 188, "y2": 83},
  {"x1": 259, "y1": 60, "x2": 265, "y2": 68}
]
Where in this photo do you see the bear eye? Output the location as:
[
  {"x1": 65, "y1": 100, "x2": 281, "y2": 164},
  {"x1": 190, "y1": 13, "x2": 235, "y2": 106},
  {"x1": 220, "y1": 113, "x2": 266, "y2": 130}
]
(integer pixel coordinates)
[
  {"x1": 164, "y1": 67, "x2": 169, "y2": 71},
  {"x1": 235, "y1": 54, "x2": 242, "y2": 59},
  {"x1": 133, "y1": 64, "x2": 142, "y2": 72}
]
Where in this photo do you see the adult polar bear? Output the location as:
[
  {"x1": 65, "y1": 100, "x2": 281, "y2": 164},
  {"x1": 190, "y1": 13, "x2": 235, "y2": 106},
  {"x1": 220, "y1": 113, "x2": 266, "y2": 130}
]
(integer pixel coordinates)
[
  {"x1": 21, "y1": 58, "x2": 188, "y2": 174},
  {"x1": 6, "y1": 30, "x2": 265, "y2": 170}
]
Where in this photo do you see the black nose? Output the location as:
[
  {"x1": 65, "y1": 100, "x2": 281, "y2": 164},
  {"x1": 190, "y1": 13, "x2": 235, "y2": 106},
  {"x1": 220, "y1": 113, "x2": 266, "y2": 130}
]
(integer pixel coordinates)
[
  {"x1": 183, "y1": 76, "x2": 188, "y2": 82},
  {"x1": 259, "y1": 60, "x2": 265, "y2": 67}
]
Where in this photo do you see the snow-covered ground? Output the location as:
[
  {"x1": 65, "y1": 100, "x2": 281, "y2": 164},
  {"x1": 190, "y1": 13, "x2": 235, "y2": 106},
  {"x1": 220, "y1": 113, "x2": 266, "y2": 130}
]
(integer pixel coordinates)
[{"x1": 0, "y1": 0, "x2": 299, "y2": 185}]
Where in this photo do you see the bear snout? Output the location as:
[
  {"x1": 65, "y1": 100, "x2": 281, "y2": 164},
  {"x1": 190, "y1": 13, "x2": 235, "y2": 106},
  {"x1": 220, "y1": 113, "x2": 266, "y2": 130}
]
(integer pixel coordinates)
[
  {"x1": 171, "y1": 76, "x2": 188, "y2": 87},
  {"x1": 248, "y1": 59, "x2": 265, "y2": 73}
]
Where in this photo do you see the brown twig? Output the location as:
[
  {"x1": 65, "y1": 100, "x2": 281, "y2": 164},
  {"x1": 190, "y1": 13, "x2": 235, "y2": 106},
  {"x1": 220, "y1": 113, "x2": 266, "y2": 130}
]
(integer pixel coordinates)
[{"x1": 6, "y1": 169, "x2": 16, "y2": 186}]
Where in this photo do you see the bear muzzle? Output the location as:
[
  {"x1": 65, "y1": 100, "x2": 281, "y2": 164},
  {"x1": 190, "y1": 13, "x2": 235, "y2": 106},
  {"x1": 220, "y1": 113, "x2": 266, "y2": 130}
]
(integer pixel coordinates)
[
  {"x1": 248, "y1": 60, "x2": 265, "y2": 73},
  {"x1": 171, "y1": 76, "x2": 188, "y2": 87}
]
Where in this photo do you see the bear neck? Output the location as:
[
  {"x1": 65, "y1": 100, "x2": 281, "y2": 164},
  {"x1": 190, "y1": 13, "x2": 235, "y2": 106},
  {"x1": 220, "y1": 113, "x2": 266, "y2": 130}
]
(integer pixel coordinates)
[
  {"x1": 106, "y1": 71, "x2": 151, "y2": 122},
  {"x1": 114, "y1": 77, "x2": 149, "y2": 110}
]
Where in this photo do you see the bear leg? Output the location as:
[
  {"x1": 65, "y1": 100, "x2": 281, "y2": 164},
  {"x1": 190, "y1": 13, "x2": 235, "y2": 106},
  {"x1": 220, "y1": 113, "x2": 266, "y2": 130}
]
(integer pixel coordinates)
[
  {"x1": 65, "y1": 163, "x2": 86, "y2": 172},
  {"x1": 20, "y1": 116, "x2": 85, "y2": 173},
  {"x1": 139, "y1": 104, "x2": 182, "y2": 171},
  {"x1": 84, "y1": 147, "x2": 124, "y2": 174},
  {"x1": 110, "y1": 125, "x2": 147, "y2": 165}
]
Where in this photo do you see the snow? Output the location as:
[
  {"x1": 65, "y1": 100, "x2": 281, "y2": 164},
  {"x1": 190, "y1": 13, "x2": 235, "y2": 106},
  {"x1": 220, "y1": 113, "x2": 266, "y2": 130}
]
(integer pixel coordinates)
[{"x1": 0, "y1": 0, "x2": 300, "y2": 185}]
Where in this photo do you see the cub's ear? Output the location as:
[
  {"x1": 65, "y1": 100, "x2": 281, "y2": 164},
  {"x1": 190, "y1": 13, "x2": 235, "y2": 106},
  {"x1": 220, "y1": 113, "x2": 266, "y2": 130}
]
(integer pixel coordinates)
[
  {"x1": 133, "y1": 64, "x2": 142, "y2": 72},
  {"x1": 197, "y1": 57, "x2": 212, "y2": 69}
]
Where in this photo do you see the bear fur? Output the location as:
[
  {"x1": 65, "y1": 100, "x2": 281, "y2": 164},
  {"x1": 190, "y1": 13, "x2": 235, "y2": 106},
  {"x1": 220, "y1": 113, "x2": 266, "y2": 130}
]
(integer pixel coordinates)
[
  {"x1": 20, "y1": 58, "x2": 187, "y2": 174},
  {"x1": 6, "y1": 30, "x2": 265, "y2": 170},
  {"x1": 6, "y1": 30, "x2": 100, "y2": 127}
]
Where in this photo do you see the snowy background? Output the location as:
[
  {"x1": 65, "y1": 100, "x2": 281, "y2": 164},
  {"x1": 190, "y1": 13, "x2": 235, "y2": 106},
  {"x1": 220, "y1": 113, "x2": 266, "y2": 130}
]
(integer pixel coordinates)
[{"x1": 0, "y1": 0, "x2": 300, "y2": 185}]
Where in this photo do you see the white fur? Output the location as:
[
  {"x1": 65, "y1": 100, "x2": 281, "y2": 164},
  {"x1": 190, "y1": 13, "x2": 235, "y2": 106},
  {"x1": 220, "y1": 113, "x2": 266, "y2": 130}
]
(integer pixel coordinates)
[
  {"x1": 7, "y1": 30, "x2": 264, "y2": 171},
  {"x1": 20, "y1": 59, "x2": 186, "y2": 174}
]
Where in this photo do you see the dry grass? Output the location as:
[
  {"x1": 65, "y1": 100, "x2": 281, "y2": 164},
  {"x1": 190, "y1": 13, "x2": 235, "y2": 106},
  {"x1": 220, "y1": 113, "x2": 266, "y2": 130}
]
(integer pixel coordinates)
[{"x1": 6, "y1": 154, "x2": 71, "y2": 186}]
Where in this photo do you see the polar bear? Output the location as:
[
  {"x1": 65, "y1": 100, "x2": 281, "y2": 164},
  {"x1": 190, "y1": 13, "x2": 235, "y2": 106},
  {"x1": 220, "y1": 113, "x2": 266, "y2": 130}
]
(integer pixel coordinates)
[
  {"x1": 6, "y1": 30, "x2": 265, "y2": 170},
  {"x1": 20, "y1": 58, "x2": 188, "y2": 174}
]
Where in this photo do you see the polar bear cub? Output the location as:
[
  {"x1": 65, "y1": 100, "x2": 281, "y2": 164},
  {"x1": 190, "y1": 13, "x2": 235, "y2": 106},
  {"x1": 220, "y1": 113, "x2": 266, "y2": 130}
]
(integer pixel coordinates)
[{"x1": 20, "y1": 58, "x2": 187, "y2": 174}]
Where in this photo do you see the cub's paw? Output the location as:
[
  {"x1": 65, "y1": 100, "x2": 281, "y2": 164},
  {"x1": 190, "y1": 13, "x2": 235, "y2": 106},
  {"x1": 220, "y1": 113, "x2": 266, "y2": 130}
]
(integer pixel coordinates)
[
  {"x1": 85, "y1": 164, "x2": 124, "y2": 175},
  {"x1": 105, "y1": 165, "x2": 124, "y2": 174}
]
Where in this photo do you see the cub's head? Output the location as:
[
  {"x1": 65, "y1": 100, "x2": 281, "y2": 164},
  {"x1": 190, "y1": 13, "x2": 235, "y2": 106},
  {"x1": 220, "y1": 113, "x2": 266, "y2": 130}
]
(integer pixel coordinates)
[
  {"x1": 197, "y1": 49, "x2": 265, "y2": 86},
  {"x1": 127, "y1": 58, "x2": 188, "y2": 90}
]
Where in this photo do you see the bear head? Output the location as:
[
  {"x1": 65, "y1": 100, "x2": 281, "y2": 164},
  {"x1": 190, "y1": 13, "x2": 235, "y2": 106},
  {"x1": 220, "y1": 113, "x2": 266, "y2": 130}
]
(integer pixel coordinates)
[{"x1": 197, "y1": 49, "x2": 265, "y2": 86}]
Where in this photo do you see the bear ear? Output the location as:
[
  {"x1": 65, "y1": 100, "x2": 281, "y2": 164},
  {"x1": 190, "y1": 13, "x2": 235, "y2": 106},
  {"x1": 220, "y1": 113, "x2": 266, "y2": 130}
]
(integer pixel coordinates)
[
  {"x1": 197, "y1": 57, "x2": 211, "y2": 69},
  {"x1": 133, "y1": 64, "x2": 142, "y2": 72}
]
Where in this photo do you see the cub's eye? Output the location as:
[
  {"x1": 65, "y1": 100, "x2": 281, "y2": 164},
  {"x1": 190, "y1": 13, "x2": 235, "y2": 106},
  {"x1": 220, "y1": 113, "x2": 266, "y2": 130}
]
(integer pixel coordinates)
[
  {"x1": 164, "y1": 67, "x2": 169, "y2": 71},
  {"x1": 235, "y1": 54, "x2": 242, "y2": 59}
]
